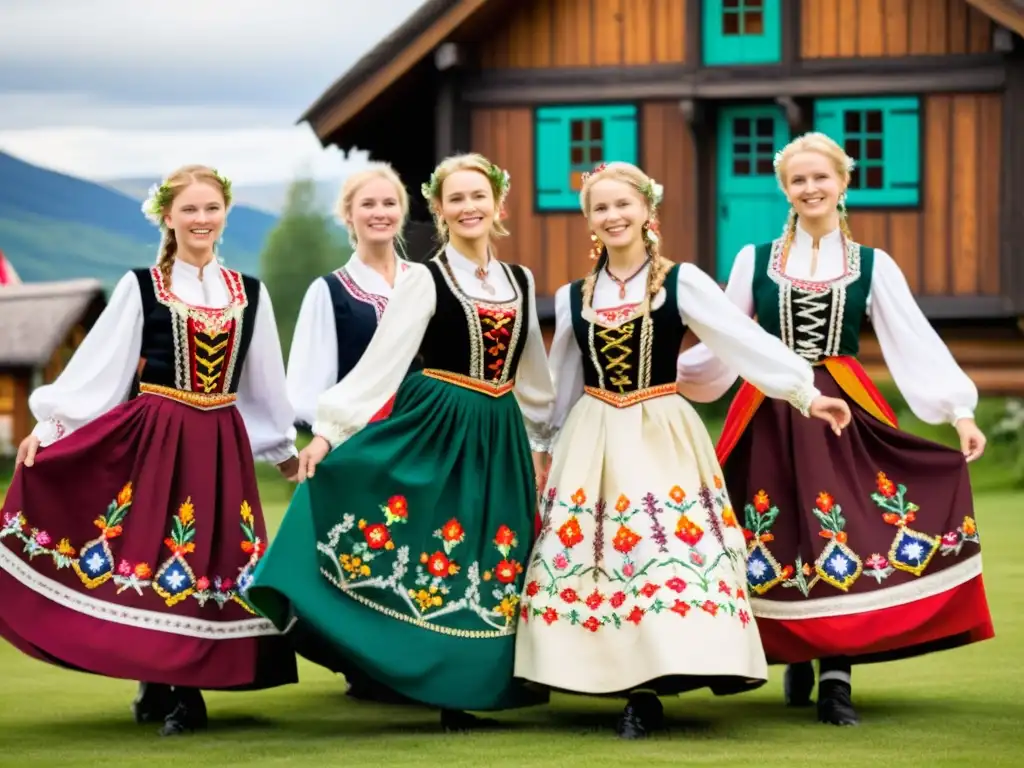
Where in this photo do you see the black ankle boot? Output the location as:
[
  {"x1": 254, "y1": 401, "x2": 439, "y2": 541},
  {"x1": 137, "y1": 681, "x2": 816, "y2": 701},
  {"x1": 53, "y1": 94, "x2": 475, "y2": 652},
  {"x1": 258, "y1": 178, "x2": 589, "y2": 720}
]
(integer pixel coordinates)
[
  {"x1": 784, "y1": 661, "x2": 815, "y2": 706},
  {"x1": 159, "y1": 687, "x2": 209, "y2": 736},
  {"x1": 615, "y1": 692, "x2": 664, "y2": 740},
  {"x1": 440, "y1": 709, "x2": 498, "y2": 732},
  {"x1": 817, "y1": 679, "x2": 859, "y2": 726},
  {"x1": 131, "y1": 682, "x2": 175, "y2": 724}
]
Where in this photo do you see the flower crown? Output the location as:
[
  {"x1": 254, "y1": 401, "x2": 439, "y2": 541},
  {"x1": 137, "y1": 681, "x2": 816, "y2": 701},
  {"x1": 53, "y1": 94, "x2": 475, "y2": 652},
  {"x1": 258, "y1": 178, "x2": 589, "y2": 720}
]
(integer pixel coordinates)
[
  {"x1": 420, "y1": 161, "x2": 511, "y2": 203},
  {"x1": 772, "y1": 132, "x2": 857, "y2": 174},
  {"x1": 141, "y1": 169, "x2": 233, "y2": 229},
  {"x1": 580, "y1": 162, "x2": 664, "y2": 207}
]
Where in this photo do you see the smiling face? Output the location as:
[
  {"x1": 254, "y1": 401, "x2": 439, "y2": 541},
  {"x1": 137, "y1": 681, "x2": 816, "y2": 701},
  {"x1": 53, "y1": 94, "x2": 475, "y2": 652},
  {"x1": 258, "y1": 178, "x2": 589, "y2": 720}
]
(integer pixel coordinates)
[
  {"x1": 438, "y1": 169, "x2": 495, "y2": 243},
  {"x1": 586, "y1": 177, "x2": 648, "y2": 250},
  {"x1": 783, "y1": 150, "x2": 844, "y2": 221},
  {"x1": 163, "y1": 180, "x2": 226, "y2": 252},
  {"x1": 348, "y1": 176, "x2": 402, "y2": 246}
]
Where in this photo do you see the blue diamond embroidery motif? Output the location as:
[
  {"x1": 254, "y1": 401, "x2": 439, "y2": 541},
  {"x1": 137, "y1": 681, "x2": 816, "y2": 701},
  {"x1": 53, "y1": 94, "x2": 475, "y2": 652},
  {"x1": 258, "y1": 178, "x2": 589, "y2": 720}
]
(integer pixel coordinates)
[
  {"x1": 80, "y1": 542, "x2": 112, "y2": 576},
  {"x1": 890, "y1": 527, "x2": 939, "y2": 576},
  {"x1": 746, "y1": 545, "x2": 779, "y2": 590},
  {"x1": 157, "y1": 559, "x2": 193, "y2": 597}
]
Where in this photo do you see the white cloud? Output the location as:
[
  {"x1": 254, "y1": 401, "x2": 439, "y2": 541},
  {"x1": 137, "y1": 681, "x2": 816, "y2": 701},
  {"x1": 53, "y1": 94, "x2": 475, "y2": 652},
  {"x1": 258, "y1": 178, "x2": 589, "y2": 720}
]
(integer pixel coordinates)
[{"x1": 0, "y1": 0, "x2": 426, "y2": 182}]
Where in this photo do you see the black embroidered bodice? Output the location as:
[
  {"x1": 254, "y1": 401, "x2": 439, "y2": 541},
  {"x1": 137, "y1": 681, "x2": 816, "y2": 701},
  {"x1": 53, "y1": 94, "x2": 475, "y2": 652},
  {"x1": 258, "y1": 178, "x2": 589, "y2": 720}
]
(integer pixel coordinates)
[
  {"x1": 132, "y1": 267, "x2": 259, "y2": 394},
  {"x1": 416, "y1": 255, "x2": 531, "y2": 383},
  {"x1": 323, "y1": 266, "x2": 390, "y2": 382},
  {"x1": 569, "y1": 263, "x2": 685, "y2": 392}
]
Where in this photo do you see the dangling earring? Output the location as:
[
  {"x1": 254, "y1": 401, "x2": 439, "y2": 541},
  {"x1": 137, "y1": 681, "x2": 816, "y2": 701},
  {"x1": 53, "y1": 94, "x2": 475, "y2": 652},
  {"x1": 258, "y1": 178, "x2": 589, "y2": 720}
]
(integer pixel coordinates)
[{"x1": 589, "y1": 232, "x2": 603, "y2": 260}]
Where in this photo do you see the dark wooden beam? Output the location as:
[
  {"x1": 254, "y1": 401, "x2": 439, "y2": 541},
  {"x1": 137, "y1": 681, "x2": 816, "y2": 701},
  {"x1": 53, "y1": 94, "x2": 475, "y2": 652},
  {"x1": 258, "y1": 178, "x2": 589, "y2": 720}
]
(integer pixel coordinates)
[
  {"x1": 914, "y1": 295, "x2": 1017, "y2": 319},
  {"x1": 685, "y1": 0, "x2": 702, "y2": 68},
  {"x1": 1000, "y1": 47, "x2": 1024, "y2": 312},
  {"x1": 782, "y1": 0, "x2": 801, "y2": 69},
  {"x1": 460, "y1": 54, "x2": 1006, "y2": 105}
]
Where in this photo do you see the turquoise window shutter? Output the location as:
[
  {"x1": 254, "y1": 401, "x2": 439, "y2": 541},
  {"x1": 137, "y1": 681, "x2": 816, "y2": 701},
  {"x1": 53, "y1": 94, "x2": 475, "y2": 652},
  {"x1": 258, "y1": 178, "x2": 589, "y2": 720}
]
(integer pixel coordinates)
[
  {"x1": 534, "y1": 104, "x2": 639, "y2": 213},
  {"x1": 882, "y1": 99, "x2": 921, "y2": 204},
  {"x1": 703, "y1": 0, "x2": 782, "y2": 66}
]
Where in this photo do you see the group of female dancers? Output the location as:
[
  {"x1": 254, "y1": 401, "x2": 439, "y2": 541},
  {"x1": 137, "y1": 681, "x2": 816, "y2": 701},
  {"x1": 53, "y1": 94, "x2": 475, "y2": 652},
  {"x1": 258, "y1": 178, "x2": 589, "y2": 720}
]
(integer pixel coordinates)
[{"x1": 0, "y1": 132, "x2": 993, "y2": 739}]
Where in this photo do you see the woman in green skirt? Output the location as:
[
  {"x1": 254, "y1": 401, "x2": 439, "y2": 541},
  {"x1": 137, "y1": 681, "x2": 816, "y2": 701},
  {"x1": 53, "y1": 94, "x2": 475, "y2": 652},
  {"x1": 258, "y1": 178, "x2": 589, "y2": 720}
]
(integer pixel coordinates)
[{"x1": 247, "y1": 153, "x2": 555, "y2": 729}]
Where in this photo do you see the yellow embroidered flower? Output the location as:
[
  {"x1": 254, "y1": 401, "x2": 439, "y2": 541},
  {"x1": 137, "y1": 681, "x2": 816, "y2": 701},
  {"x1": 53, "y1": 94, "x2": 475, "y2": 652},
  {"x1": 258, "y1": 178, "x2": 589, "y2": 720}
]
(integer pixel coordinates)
[
  {"x1": 57, "y1": 538, "x2": 76, "y2": 556},
  {"x1": 240, "y1": 500, "x2": 253, "y2": 525},
  {"x1": 116, "y1": 482, "x2": 133, "y2": 508},
  {"x1": 178, "y1": 497, "x2": 195, "y2": 525},
  {"x1": 494, "y1": 595, "x2": 520, "y2": 624}
]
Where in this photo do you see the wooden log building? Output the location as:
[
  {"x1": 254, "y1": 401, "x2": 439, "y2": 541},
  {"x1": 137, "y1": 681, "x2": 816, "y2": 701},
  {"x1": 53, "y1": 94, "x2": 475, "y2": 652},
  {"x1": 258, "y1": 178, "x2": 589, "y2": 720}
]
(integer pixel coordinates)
[
  {"x1": 0, "y1": 279, "x2": 106, "y2": 452},
  {"x1": 301, "y1": 0, "x2": 1024, "y2": 392}
]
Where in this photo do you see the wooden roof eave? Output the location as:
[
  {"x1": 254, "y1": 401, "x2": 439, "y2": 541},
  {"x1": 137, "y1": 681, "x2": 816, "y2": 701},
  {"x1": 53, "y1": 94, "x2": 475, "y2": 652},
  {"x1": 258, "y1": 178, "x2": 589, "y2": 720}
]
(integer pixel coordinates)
[{"x1": 966, "y1": 0, "x2": 1024, "y2": 39}]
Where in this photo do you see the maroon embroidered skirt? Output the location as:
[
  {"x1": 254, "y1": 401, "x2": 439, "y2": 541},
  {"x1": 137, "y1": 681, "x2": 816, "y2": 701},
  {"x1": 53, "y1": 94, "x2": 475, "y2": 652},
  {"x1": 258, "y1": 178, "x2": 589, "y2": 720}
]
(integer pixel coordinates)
[
  {"x1": 720, "y1": 368, "x2": 993, "y2": 665},
  {"x1": 0, "y1": 392, "x2": 297, "y2": 690}
]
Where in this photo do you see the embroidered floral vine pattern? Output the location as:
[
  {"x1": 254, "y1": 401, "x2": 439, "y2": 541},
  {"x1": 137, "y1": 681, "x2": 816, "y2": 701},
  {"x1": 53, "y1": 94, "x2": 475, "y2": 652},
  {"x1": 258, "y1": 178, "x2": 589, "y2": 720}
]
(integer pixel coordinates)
[
  {"x1": 0, "y1": 485, "x2": 264, "y2": 613},
  {"x1": 316, "y1": 495, "x2": 525, "y2": 633},
  {"x1": 521, "y1": 482, "x2": 752, "y2": 632},
  {"x1": 743, "y1": 472, "x2": 980, "y2": 598}
]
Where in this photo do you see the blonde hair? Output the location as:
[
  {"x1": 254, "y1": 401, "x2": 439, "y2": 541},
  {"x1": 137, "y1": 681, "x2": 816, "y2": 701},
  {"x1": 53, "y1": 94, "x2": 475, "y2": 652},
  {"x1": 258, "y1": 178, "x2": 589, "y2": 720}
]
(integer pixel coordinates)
[
  {"x1": 151, "y1": 165, "x2": 231, "y2": 289},
  {"x1": 337, "y1": 162, "x2": 410, "y2": 256},
  {"x1": 773, "y1": 132, "x2": 855, "y2": 265},
  {"x1": 577, "y1": 161, "x2": 673, "y2": 307},
  {"x1": 423, "y1": 153, "x2": 510, "y2": 255}
]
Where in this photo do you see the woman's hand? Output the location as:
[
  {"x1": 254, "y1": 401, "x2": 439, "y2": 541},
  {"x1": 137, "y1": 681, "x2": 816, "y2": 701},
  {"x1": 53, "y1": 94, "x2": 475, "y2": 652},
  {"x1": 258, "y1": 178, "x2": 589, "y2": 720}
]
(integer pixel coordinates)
[
  {"x1": 15, "y1": 435, "x2": 40, "y2": 468},
  {"x1": 277, "y1": 456, "x2": 300, "y2": 482},
  {"x1": 532, "y1": 451, "x2": 550, "y2": 493},
  {"x1": 808, "y1": 396, "x2": 852, "y2": 436},
  {"x1": 955, "y1": 418, "x2": 986, "y2": 462},
  {"x1": 296, "y1": 436, "x2": 332, "y2": 481}
]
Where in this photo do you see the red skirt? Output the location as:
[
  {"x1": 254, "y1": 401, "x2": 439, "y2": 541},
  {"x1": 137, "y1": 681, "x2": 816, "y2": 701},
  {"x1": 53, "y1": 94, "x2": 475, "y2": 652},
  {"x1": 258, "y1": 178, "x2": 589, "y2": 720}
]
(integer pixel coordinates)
[
  {"x1": 716, "y1": 358, "x2": 994, "y2": 665},
  {"x1": 0, "y1": 392, "x2": 296, "y2": 690}
]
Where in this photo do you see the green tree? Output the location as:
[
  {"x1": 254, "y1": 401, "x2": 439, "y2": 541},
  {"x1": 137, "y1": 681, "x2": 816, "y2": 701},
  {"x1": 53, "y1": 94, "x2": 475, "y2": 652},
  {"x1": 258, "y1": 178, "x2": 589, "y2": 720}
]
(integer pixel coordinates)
[{"x1": 259, "y1": 177, "x2": 349, "y2": 360}]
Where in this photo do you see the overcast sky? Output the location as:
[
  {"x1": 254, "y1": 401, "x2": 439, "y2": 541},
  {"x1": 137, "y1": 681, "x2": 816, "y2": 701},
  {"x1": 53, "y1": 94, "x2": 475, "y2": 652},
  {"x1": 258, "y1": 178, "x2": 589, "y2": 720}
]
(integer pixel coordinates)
[{"x1": 0, "y1": 0, "x2": 426, "y2": 184}]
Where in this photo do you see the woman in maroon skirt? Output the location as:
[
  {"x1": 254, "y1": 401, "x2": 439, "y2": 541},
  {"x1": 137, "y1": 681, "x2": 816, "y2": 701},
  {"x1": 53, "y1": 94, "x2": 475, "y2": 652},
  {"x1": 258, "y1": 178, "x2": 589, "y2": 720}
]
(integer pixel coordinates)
[
  {"x1": 676, "y1": 132, "x2": 993, "y2": 726},
  {"x1": 0, "y1": 164, "x2": 300, "y2": 735}
]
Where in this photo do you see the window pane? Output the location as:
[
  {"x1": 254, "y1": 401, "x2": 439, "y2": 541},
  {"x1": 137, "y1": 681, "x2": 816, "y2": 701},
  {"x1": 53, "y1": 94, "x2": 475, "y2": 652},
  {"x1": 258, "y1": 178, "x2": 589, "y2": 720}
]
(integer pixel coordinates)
[
  {"x1": 734, "y1": 118, "x2": 751, "y2": 137},
  {"x1": 590, "y1": 144, "x2": 604, "y2": 163},
  {"x1": 734, "y1": 141, "x2": 751, "y2": 156},
  {"x1": 756, "y1": 141, "x2": 773, "y2": 155},
  {"x1": 724, "y1": 0, "x2": 740, "y2": 8},
  {"x1": 755, "y1": 157, "x2": 774, "y2": 175},
  {"x1": 570, "y1": 120, "x2": 584, "y2": 141},
  {"x1": 755, "y1": 117, "x2": 774, "y2": 137},
  {"x1": 844, "y1": 111, "x2": 861, "y2": 133},
  {"x1": 866, "y1": 138, "x2": 882, "y2": 160},
  {"x1": 845, "y1": 139, "x2": 861, "y2": 160},
  {"x1": 850, "y1": 167, "x2": 862, "y2": 189},
  {"x1": 866, "y1": 165, "x2": 884, "y2": 188},
  {"x1": 742, "y1": 0, "x2": 764, "y2": 8},
  {"x1": 865, "y1": 110, "x2": 883, "y2": 134},
  {"x1": 589, "y1": 119, "x2": 603, "y2": 141},
  {"x1": 743, "y1": 11, "x2": 764, "y2": 34},
  {"x1": 734, "y1": 158, "x2": 751, "y2": 175},
  {"x1": 571, "y1": 145, "x2": 584, "y2": 165},
  {"x1": 722, "y1": 11, "x2": 740, "y2": 35}
]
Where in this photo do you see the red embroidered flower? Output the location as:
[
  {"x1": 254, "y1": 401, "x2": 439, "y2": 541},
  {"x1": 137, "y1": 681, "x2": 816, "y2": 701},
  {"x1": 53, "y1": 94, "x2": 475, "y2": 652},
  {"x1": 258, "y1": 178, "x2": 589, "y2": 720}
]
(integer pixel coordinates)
[
  {"x1": 363, "y1": 523, "x2": 392, "y2": 550},
  {"x1": 557, "y1": 517, "x2": 584, "y2": 548},
  {"x1": 612, "y1": 524, "x2": 641, "y2": 554},
  {"x1": 560, "y1": 587, "x2": 579, "y2": 604},
  {"x1": 942, "y1": 531, "x2": 959, "y2": 546},
  {"x1": 221, "y1": 578, "x2": 234, "y2": 591},
  {"x1": 626, "y1": 606, "x2": 644, "y2": 624},
  {"x1": 494, "y1": 559, "x2": 521, "y2": 584},
  {"x1": 610, "y1": 591, "x2": 627, "y2": 608},
  {"x1": 525, "y1": 580, "x2": 540, "y2": 597},
  {"x1": 426, "y1": 551, "x2": 450, "y2": 578},
  {"x1": 665, "y1": 577, "x2": 687, "y2": 593},
  {"x1": 876, "y1": 472, "x2": 896, "y2": 498},
  {"x1": 671, "y1": 600, "x2": 690, "y2": 617},
  {"x1": 639, "y1": 582, "x2": 659, "y2": 598},
  {"x1": 196, "y1": 576, "x2": 210, "y2": 591},
  {"x1": 542, "y1": 607, "x2": 558, "y2": 625},
  {"x1": 674, "y1": 515, "x2": 704, "y2": 547},
  {"x1": 387, "y1": 495, "x2": 408, "y2": 517},
  {"x1": 700, "y1": 600, "x2": 719, "y2": 616},
  {"x1": 717, "y1": 580, "x2": 732, "y2": 596},
  {"x1": 117, "y1": 559, "x2": 132, "y2": 576},
  {"x1": 614, "y1": 494, "x2": 631, "y2": 513},
  {"x1": 739, "y1": 609, "x2": 751, "y2": 627},
  {"x1": 753, "y1": 490, "x2": 771, "y2": 513},
  {"x1": 493, "y1": 525, "x2": 517, "y2": 548},
  {"x1": 736, "y1": 587, "x2": 746, "y2": 600},
  {"x1": 440, "y1": 518, "x2": 464, "y2": 543},
  {"x1": 134, "y1": 563, "x2": 152, "y2": 579},
  {"x1": 585, "y1": 589, "x2": 604, "y2": 609},
  {"x1": 520, "y1": 605, "x2": 529, "y2": 621},
  {"x1": 781, "y1": 565, "x2": 795, "y2": 579},
  {"x1": 582, "y1": 616, "x2": 601, "y2": 632},
  {"x1": 242, "y1": 539, "x2": 267, "y2": 557},
  {"x1": 815, "y1": 492, "x2": 834, "y2": 513},
  {"x1": 570, "y1": 489, "x2": 587, "y2": 507}
]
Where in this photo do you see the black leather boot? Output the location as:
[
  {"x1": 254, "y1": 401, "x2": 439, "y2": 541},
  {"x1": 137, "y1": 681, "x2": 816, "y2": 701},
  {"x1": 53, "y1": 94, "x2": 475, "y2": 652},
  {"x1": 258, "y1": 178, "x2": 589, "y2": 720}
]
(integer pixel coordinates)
[
  {"x1": 783, "y1": 661, "x2": 816, "y2": 706},
  {"x1": 131, "y1": 682, "x2": 175, "y2": 724},
  {"x1": 158, "y1": 687, "x2": 209, "y2": 736},
  {"x1": 439, "y1": 708, "x2": 499, "y2": 732},
  {"x1": 615, "y1": 692, "x2": 664, "y2": 739},
  {"x1": 817, "y1": 679, "x2": 859, "y2": 726}
]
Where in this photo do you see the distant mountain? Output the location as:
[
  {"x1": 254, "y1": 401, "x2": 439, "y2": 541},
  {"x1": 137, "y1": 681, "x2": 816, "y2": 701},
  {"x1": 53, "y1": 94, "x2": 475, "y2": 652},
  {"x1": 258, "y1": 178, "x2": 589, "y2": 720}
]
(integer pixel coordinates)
[
  {"x1": 0, "y1": 151, "x2": 279, "y2": 287},
  {"x1": 101, "y1": 177, "x2": 344, "y2": 216}
]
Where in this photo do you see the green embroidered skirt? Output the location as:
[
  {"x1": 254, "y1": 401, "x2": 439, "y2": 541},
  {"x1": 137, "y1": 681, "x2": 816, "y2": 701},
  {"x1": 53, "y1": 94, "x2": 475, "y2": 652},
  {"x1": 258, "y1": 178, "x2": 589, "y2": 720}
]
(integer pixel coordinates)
[{"x1": 247, "y1": 370, "x2": 547, "y2": 712}]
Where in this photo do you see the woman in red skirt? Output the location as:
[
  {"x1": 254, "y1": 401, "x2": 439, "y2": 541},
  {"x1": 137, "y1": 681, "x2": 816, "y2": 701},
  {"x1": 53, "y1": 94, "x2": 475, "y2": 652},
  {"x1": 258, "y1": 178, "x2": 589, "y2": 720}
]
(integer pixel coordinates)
[
  {"x1": 677, "y1": 132, "x2": 993, "y2": 726},
  {"x1": 285, "y1": 163, "x2": 413, "y2": 702},
  {"x1": 0, "y1": 164, "x2": 300, "y2": 735}
]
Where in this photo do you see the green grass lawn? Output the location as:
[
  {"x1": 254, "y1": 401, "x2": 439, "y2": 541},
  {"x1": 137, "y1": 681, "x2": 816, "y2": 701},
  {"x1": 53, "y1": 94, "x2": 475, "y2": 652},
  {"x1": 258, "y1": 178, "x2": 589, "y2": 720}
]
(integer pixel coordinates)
[{"x1": 0, "y1": 478, "x2": 1021, "y2": 765}]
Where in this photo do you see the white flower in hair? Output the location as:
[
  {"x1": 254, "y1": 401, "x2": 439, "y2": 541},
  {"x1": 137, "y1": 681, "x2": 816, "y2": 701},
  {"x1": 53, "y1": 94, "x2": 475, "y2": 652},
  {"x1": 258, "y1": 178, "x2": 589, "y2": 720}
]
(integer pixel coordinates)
[
  {"x1": 650, "y1": 181, "x2": 664, "y2": 205},
  {"x1": 141, "y1": 183, "x2": 164, "y2": 227}
]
